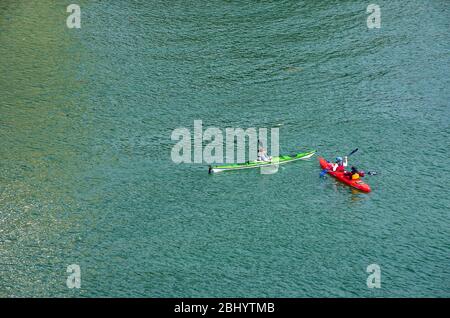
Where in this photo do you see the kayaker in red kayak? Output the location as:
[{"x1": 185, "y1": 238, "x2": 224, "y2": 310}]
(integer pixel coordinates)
[
  {"x1": 330, "y1": 156, "x2": 347, "y2": 172},
  {"x1": 331, "y1": 155, "x2": 366, "y2": 180},
  {"x1": 318, "y1": 148, "x2": 372, "y2": 193},
  {"x1": 344, "y1": 166, "x2": 365, "y2": 180},
  {"x1": 319, "y1": 157, "x2": 371, "y2": 193}
]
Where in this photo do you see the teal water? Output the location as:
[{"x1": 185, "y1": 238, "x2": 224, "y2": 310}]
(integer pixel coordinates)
[{"x1": 0, "y1": 1, "x2": 449, "y2": 297}]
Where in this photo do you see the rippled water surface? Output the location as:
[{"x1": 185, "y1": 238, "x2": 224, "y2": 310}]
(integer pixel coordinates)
[{"x1": 0, "y1": 1, "x2": 449, "y2": 297}]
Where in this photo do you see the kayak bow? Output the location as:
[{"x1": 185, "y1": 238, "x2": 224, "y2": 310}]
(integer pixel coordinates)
[{"x1": 209, "y1": 150, "x2": 316, "y2": 173}]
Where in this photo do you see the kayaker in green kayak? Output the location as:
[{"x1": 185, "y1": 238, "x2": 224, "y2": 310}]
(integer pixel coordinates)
[
  {"x1": 210, "y1": 150, "x2": 316, "y2": 173},
  {"x1": 257, "y1": 146, "x2": 272, "y2": 162}
]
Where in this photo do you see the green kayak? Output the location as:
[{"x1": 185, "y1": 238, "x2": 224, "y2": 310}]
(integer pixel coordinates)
[{"x1": 208, "y1": 150, "x2": 316, "y2": 173}]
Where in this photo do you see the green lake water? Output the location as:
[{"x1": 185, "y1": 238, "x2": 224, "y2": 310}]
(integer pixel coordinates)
[{"x1": 0, "y1": 1, "x2": 449, "y2": 297}]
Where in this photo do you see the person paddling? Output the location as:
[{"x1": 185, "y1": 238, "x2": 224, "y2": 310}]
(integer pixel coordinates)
[
  {"x1": 331, "y1": 156, "x2": 347, "y2": 172},
  {"x1": 257, "y1": 146, "x2": 271, "y2": 162},
  {"x1": 345, "y1": 166, "x2": 365, "y2": 180}
]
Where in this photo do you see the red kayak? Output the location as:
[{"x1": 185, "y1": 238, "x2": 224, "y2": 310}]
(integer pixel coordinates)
[{"x1": 319, "y1": 157, "x2": 371, "y2": 193}]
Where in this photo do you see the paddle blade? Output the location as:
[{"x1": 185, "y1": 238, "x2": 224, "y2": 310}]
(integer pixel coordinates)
[
  {"x1": 319, "y1": 169, "x2": 328, "y2": 177},
  {"x1": 347, "y1": 148, "x2": 359, "y2": 157}
]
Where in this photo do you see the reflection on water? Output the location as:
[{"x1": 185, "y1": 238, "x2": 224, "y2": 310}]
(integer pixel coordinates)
[
  {"x1": 0, "y1": 1, "x2": 91, "y2": 296},
  {"x1": 350, "y1": 188, "x2": 369, "y2": 202}
]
